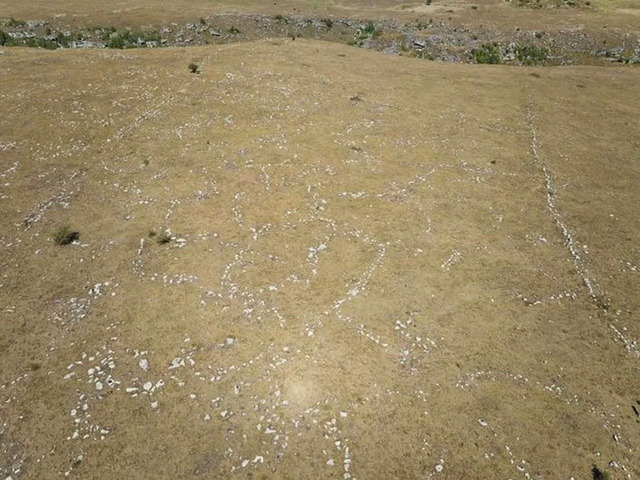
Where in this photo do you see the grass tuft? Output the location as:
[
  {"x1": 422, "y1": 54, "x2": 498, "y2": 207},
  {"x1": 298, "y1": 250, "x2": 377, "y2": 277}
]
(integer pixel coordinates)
[
  {"x1": 53, "y1": 226, "x2": 80, "y2": 245},
  {"x1": 592, "y1": 466, "x2": 611, "y2": 480},
  {"x1": 156, "y1": 231, "x2": 172, "y2": 245}
]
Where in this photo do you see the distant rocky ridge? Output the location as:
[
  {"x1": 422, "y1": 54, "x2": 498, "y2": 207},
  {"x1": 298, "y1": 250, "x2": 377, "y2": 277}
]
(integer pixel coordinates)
[{"x1": 1, "y1": 13, "x2": 639, "y2": 65}]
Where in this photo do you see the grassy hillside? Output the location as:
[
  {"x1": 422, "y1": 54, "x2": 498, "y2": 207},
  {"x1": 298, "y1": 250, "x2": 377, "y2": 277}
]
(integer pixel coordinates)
[{"x1": 0, "y1": 37, "x2": 638, "y2": 480}]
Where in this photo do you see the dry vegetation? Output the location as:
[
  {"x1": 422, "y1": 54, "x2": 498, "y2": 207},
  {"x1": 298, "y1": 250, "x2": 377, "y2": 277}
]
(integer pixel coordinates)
[{"x1": 0, "y1": 1, "x2": 639, "y2": 479}]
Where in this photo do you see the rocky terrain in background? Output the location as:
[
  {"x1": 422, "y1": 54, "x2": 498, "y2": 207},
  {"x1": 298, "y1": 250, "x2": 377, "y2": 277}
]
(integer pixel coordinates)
[{"x1": 1, "y1": 12, "x2": 639, "y2": 65}]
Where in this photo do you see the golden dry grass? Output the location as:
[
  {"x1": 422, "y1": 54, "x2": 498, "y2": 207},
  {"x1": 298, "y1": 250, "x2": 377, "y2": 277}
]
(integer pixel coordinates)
[
  {"x1": 2, "y1": 0, "x2": 639, "y2": 31},
  {"x1": 0, "y1": 39, "x2": 639, "y2": 479}
]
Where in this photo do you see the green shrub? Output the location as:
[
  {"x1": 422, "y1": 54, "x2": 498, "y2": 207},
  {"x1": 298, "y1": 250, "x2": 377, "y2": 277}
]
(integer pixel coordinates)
[
  {"x1": 53, "y1": 226, "x2": 80, "y2": 245},
  {"x1": 592, "y1": 466, "x2": 611, "y2": 480},
  {"x1": 25, "y1": 37, "x2": 59, "y2": 50},
  {"x1": 106, "y1": 29, "x2": 159, "y2": 49},
  {"x1": 515, "y1": 44, "x2": 548, "y2": 65},
  {"x1": 354, "y1": 22, "x2": 380, "y2": 43},
  {"x1": 156, "y1": 231, "x2": 172, "y2": 245},
  {"x1": 0, "y1": 29, "x2": 11, "y2": 46},
  {"x1": 322, "y1": 18, "x2": 334, "y2": 29},
  {"x1": 415, "y1": 49, "x2": 435, "y2": 60},
  {"x1": 363, "y1": 22, "x2": 376, "y2": 35},
  {"x1": 97, "y1": 26, "x2": 117, "y2": 41},
  {"x1": 471, "y1": 43, "x2": 502, "y2": 64},
  {"x1": 228, "y1": 26, "x2": 241, "y2": 34},
  {"x1": 8, "y1": 18, "x2": 26, "y2": 28},
  {"x1": 511, "y1": 0, "x2": 543, "y2": 7},
  {"x1": 107, "y1": 33, "x2": 126, "y2": 49},
  {"x1": 188, "y1": 62, "x2": 200, "y2": 73},
  {"x1": 55, "y1": 32, "x2": 70, "y2": 47},
  {"x1": 135, "y1": 29, "x2": 161, "y2": 43}
]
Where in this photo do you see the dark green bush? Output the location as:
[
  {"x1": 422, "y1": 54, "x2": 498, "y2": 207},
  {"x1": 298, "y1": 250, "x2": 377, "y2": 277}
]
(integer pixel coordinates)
[
  {"x1": 25, "y1": 37, "x2": 58, "y2": 50},
  {"x1": 515, "y1": 44, "x2": 549, "y2": 65},
  {"x1": 363, "y1": 22, "x2": 376, "y2": 35},
  {"x1": 471, "y1": 43, "x2": 502, "y2": 64},
  {"x1": 592, "y1": 466, "x2": 611, "y2": 480},
  {"x1": 55, "y1": 32, "x2": 70, "y2": 47},
  {"x1": 0, "y1": 30, "x2": 11, "y2": 46},
  {"x1": 53, "y1": 226, "x2": 80, "y2": 245},
  {"x1": 107, "y1": 33, "x2": 127, "y2": 49}
]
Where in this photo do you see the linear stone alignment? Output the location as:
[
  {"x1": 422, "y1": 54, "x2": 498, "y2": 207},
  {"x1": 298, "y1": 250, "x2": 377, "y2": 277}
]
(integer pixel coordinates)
[{"x1": 0, "y1": 40, "x2": 639, "y2": 479}]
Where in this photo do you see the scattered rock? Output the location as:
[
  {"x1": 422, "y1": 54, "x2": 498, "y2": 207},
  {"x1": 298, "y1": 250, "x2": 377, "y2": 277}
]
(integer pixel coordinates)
[{"x1": 139, "y1": 358, "x2": 149, "y2": 371}]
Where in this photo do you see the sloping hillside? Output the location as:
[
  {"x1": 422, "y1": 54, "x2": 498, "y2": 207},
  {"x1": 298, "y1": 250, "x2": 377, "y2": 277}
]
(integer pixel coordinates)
[{"x1": 0, "y1": 40, "x2": 639, "y2": 479}]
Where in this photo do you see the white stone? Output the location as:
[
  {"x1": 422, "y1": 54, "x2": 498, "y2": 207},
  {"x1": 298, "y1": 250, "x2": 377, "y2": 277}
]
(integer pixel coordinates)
[
  {"x1": 139, "y1": 359, "x2": 149, "y2": 371},
  {"x1": 143, "y1": 382, "x2": 153, "y2": 391}
]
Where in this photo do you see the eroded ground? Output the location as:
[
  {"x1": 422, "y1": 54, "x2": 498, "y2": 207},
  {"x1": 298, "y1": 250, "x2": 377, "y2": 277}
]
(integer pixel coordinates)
[{"x1": 0, "y1": 40, "x2": 639, "y2": 478}]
